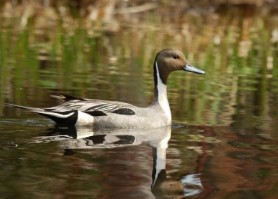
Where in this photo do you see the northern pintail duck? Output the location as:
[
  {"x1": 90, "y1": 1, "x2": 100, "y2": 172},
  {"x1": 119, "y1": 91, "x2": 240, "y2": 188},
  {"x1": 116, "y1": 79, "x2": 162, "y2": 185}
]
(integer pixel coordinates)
[{"x1": 8, "y1": 49, "x2": 205, "y2": 129}]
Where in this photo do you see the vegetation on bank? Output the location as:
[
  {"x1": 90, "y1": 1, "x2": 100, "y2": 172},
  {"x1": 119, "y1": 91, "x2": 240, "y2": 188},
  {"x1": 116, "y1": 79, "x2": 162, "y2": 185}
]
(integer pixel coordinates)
[{"x1": 0, "y1": 0, "x2": 277, "y2": 126}]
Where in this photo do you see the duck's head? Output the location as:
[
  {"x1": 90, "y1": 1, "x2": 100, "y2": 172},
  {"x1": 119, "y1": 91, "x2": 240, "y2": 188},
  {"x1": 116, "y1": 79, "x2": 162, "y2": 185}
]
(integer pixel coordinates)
[{"x1": 154, "y1": 49, "x2": 205, "y2": 84}]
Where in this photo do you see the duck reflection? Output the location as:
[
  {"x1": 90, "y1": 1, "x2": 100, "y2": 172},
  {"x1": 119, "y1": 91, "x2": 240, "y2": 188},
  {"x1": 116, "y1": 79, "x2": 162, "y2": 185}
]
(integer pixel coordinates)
[{"x1": 36, "y1": 126, "x2": 171, "y2": 188}]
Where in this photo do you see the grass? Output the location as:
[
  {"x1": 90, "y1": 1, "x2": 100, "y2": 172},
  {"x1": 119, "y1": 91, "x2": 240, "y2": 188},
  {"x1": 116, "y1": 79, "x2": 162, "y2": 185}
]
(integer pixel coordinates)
[{"x1": 0, "y1": 3, "x2": 277, "y2": 126}]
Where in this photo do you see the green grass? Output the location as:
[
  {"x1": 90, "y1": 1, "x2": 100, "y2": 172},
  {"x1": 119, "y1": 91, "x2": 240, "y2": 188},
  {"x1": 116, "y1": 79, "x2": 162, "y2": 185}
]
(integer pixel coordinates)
[{"x1": 0, "y1": 6, "x2": 277, "y2": 126}]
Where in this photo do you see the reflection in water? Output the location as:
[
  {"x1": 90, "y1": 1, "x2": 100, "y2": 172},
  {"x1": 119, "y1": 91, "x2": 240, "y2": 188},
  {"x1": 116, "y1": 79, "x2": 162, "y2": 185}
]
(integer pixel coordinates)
[
  {"x1": 35, "y1": 127, "x2": 171, "y2": 186},
  {"x1": 1, "y1": 118, "x2": 277, "y2": 198},
  {"x1": 32, "y1": 125, "x2": 203, "y2": 197}
]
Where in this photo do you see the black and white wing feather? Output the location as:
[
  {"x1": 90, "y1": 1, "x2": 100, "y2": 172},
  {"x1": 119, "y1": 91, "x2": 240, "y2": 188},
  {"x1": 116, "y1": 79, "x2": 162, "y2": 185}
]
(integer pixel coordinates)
[{"x1": 48, "y1": 94, "x2": 136, "y2": 116}]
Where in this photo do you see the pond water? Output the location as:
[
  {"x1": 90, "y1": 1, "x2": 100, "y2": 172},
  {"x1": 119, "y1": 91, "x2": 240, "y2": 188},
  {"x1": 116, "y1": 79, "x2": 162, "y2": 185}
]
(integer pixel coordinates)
[{"x1": 1, "y1": 2, "x2": 278, "y2": 199}]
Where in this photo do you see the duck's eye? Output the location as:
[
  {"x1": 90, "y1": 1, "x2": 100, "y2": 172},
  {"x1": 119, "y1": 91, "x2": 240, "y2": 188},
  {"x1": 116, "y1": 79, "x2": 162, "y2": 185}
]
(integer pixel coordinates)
[{"x1": 173, "y1": 54, "x2": 179, "y2": 59}]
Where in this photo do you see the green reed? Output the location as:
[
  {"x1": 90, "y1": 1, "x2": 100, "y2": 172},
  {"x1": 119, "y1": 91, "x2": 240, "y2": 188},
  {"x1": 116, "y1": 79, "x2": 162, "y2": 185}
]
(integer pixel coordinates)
[{"x1": 0, "y1": 5, "x2": 277, "y2": 126}]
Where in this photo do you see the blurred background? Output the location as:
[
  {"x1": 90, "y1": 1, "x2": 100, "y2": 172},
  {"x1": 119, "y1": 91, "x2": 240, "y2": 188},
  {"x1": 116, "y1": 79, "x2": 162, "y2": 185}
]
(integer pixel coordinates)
[
  {"x1": 0, "y1": 1, "x2": 278, "y2": 198},
  {"x1": 0, "y1": 0, "x2": 277, "y2": 126}
]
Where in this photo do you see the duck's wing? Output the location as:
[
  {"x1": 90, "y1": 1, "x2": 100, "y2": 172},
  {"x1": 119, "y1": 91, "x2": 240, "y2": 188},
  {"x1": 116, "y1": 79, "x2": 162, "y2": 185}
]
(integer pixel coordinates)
[
  {"x1": 6, "y1": 97, "x2": 136, "y2": 126},
  {"x1": 7, "y1": 94, "x2": 136, "y2": 125},
  {"x1": 48, "y1": 94, "x2": 136, "y2": 116}
]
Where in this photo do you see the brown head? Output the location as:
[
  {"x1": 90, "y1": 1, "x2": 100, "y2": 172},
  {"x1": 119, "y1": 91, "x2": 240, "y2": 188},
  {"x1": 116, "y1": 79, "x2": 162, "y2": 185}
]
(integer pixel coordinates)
[{"x1": 154, "y1": 49, "x2": 205, "y2": 85}]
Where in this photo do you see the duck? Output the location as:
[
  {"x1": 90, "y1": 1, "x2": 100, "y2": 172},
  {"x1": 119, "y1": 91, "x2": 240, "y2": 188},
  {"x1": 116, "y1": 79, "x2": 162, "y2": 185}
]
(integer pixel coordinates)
[{"x1": 8, "y1": 49, "x2": 205, "y2": 129}]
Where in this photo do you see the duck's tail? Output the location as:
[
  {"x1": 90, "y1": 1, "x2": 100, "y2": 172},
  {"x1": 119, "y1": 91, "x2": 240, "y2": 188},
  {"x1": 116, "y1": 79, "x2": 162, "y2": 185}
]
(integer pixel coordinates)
[
  {"x1": 6, "y1": 103, "x2": 44, "y2": 112},
  {"x1": 6, "y1": 103, "x2": 79, "y2": 125}
]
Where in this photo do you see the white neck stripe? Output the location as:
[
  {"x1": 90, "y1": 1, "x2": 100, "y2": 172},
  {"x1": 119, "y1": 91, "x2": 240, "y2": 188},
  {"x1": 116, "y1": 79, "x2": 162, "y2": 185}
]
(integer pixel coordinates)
[{"x1": 155, "y1": 62, "x2": 171, "y2": 121}]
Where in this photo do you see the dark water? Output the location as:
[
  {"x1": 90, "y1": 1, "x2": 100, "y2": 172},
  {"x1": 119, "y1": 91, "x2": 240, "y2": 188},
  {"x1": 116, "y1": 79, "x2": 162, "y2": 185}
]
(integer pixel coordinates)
[
  {"x1": 1, "y1": 70, "x2": 278, "y2": 198},
  {"x1": 1, "y1": 3, "x2": 278, "y2": 198}
]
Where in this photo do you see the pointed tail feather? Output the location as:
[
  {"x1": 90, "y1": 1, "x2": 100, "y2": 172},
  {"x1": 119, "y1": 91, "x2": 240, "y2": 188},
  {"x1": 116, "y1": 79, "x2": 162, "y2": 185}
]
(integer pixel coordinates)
[
  {"x1": 5, "y1": 103, "x2": 44, "y2": 112},
  {"x1": 6, "y1": 103, "x2": 78, "y2": 125}
]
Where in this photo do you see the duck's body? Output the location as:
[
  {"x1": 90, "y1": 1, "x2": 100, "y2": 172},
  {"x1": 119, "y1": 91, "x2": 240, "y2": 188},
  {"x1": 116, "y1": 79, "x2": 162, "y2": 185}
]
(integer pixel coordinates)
[
  {"x1": 42, "y1": 96, "x2": 170, "y2": 129},
  {"x1": 8, "y1": 49, "x2": 204, "y2": 129},
  {"x1": 93, "y1": 103, "x2": 168, "y2": 129}
]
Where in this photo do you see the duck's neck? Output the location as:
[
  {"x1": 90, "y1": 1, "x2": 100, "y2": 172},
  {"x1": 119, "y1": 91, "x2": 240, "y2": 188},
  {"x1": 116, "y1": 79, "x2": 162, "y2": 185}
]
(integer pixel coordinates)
[{"x1": 153, "y1": 62, "x2": 171, "y2": 121}]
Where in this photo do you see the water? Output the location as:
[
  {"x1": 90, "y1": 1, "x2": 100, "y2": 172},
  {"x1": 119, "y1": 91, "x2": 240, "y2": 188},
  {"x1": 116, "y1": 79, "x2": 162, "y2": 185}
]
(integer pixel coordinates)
[
  {"x1": 1, "y1": 120, "x2": 277, "y2": 198},
  {"x1": 1, "y1": 2, "x2": 278, "y2": 198}
]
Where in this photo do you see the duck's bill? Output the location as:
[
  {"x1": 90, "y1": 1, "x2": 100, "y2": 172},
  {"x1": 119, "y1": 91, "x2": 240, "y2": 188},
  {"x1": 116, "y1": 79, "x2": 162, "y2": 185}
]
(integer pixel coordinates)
[{"x1": 184, "y1": 64, "x2": 205, "y2": 74}]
